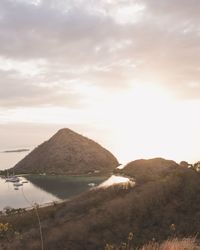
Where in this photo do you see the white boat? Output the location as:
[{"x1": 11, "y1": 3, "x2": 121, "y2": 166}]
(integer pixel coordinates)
[
  {"x1": 5, "y1": 171, "x2": 20, "y2": 183},
  {"x1": 5, "y1": 176, "x2": 20, "y2": 183},
  {"x1": 88, "y1": 183, "x2": 96, "y2": 187}
]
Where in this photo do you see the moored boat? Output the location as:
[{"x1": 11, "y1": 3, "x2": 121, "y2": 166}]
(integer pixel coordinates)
[
  {"x1": 88, "y1": 183, "x2": 96, "y2": 187},
  {"x1": 5, "y1": 176, "x2": 20, "y2": 183},
  {"x1": 13, "y1": 182, "x2": 23, "y2": 187}
]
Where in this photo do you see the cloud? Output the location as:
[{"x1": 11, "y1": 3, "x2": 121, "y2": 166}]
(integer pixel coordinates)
[
  {"x1": 0, "y1": 68, "x2": 84, "y2": 108},
  {"x1": 0, "y1": 0, "x2": 200, "y2": 110}
]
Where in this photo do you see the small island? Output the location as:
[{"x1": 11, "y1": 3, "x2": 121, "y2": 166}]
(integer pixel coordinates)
[{"x1": 2, "y1": 149, "x2": 30, "y2": 153}]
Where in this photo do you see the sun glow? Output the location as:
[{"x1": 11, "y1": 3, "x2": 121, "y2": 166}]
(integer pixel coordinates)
[
  {"x1": 2, "y1": 82, "x2": 200, "y2": 164},
  {"x1": 92, "y1": 82, "x2": 200, "y2": 164}
]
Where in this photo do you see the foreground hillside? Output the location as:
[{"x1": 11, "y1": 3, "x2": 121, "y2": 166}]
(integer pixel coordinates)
[
  {"x1": 11, "y1": 128, "x2": 119, "y2": 175},
  {"x1": 115, "y1": 158, "x2": 180, "y2": 183},
  {"x1": 2, "y1": 158, "x2": 200, "y2": 249}
]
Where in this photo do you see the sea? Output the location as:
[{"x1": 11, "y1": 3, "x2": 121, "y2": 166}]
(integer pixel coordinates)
[
  {"x1": 0, "y1": 149, "x2": 30, "y2": 171},
  {"x1": 0, "y1": 148, "x2": 131, "y2": 211},
  {"x1": 0, "y1": 149, "x2": 108, "y2": 211}
]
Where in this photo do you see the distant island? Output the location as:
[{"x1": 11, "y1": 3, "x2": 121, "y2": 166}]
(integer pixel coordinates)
[{"x1": 2, "y1": 149, "x2": 30, "y2": 153}]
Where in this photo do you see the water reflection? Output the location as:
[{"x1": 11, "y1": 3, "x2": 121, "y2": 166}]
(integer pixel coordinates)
[
  {"x1": 25, "y1": 175, "x2": 108, "y2": 199},
  {"x1": 0, "y1": 173, "x2": 136, "y2": 211},
  {"x1": 0, "y1": 175, "x2": 108, "y2": 211},
  {"x1": 0, "y1": 176, "x2": 59, "y2": 211}
]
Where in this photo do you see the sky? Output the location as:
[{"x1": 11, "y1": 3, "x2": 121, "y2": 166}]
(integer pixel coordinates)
[{"x1": 0, "y1": 0, "x2": 200, "y2": 164}]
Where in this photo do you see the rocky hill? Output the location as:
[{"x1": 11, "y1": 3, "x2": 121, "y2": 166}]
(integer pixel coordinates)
[{"x1": 11, "y1": 128, "x2": 119, "y2": 175}]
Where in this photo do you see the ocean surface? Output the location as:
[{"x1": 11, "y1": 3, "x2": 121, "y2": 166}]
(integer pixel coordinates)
[
  {"x1": 0, "y1": 150, "x2": 132, "y2": 211},
  {"x1": 0, "y1": 150, "x2": 30, "y2": 170},
  {"x1": 0, "y1": 150, "x2": 108, "y2": 211},
  {"x1": 0, "y1": 175, "x2": 108, "y2": 211}
]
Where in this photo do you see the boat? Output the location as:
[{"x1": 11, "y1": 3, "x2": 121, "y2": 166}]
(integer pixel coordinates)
[
  {"x1": 88, "y1": 183, "x2": 96, "y2": 187},
  {"x1": 22, "y1": 180, "x2": 28, "y2": 184},
  {"x1": 13, "y1": 182, "x2": 23, "y2": 187},
  {"x1": 5, "y1": 171, "x2": 20, "y2": 183},
  {"x1": 5, "y1": 176, "x2": 20, "y2": 183}
]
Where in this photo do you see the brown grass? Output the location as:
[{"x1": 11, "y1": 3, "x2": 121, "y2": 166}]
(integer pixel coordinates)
[{"x1": 140, "y1": 237, "x2": 199, "y2": 250}]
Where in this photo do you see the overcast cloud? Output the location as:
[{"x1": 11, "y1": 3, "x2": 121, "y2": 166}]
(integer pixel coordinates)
[{"x1": 0, "y1": 0, "x2": 200, "y2": 109}]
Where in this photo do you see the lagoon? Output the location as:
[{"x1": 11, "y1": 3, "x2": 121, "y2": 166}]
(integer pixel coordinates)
[
  {"x1": 0, "y1": 175, "x2": 108, "y2": 211},
  {"x1": 0, "y1": 150, "x2": 108, "y2": 211},
  {"x1": 0, "y1": 150, "x2": 132, "y2": 211}
]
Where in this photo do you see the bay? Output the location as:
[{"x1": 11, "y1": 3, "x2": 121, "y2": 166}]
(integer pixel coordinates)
[
  {"x1": 0, "y1": 150, "x2": 108, "y2": 211},
  {"x1": 0, "y1": 175, "x2": 108, "y2": 211}
]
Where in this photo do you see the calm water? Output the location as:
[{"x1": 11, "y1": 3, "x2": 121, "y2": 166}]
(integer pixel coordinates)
[
  {"x1": 0, "y1": 150, "x2": 30, "y2": 170},
  {"x1": 0, "y1": 175, "x2": 108, "y2": 211},
  {"x1": 0, "y1": 151, "x2": 132, "y2": 211},
  {"x1": 0, "y1": 176, "x2": 59, "y2": 210},
  {"x1": 0, "y1": 151, "x2": 108, "y2": 211}
]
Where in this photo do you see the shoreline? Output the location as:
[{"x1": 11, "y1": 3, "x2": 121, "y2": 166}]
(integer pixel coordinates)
[{"x1": 0, "y1": 172, "x2": 112, "y2": 178}]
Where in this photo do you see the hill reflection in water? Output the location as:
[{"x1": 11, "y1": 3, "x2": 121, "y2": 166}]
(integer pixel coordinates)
[
  {"x1": 0, "y1": 175, "x2": 108, "y2": 210},
  {"x1": 26, "y1": 175, "x2": 108, "y2": 200}
]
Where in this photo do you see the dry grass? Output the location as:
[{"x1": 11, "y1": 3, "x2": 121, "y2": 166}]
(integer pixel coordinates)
[{"x1": 141, "y1": 237, "x2": 199, "y2": 250}]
